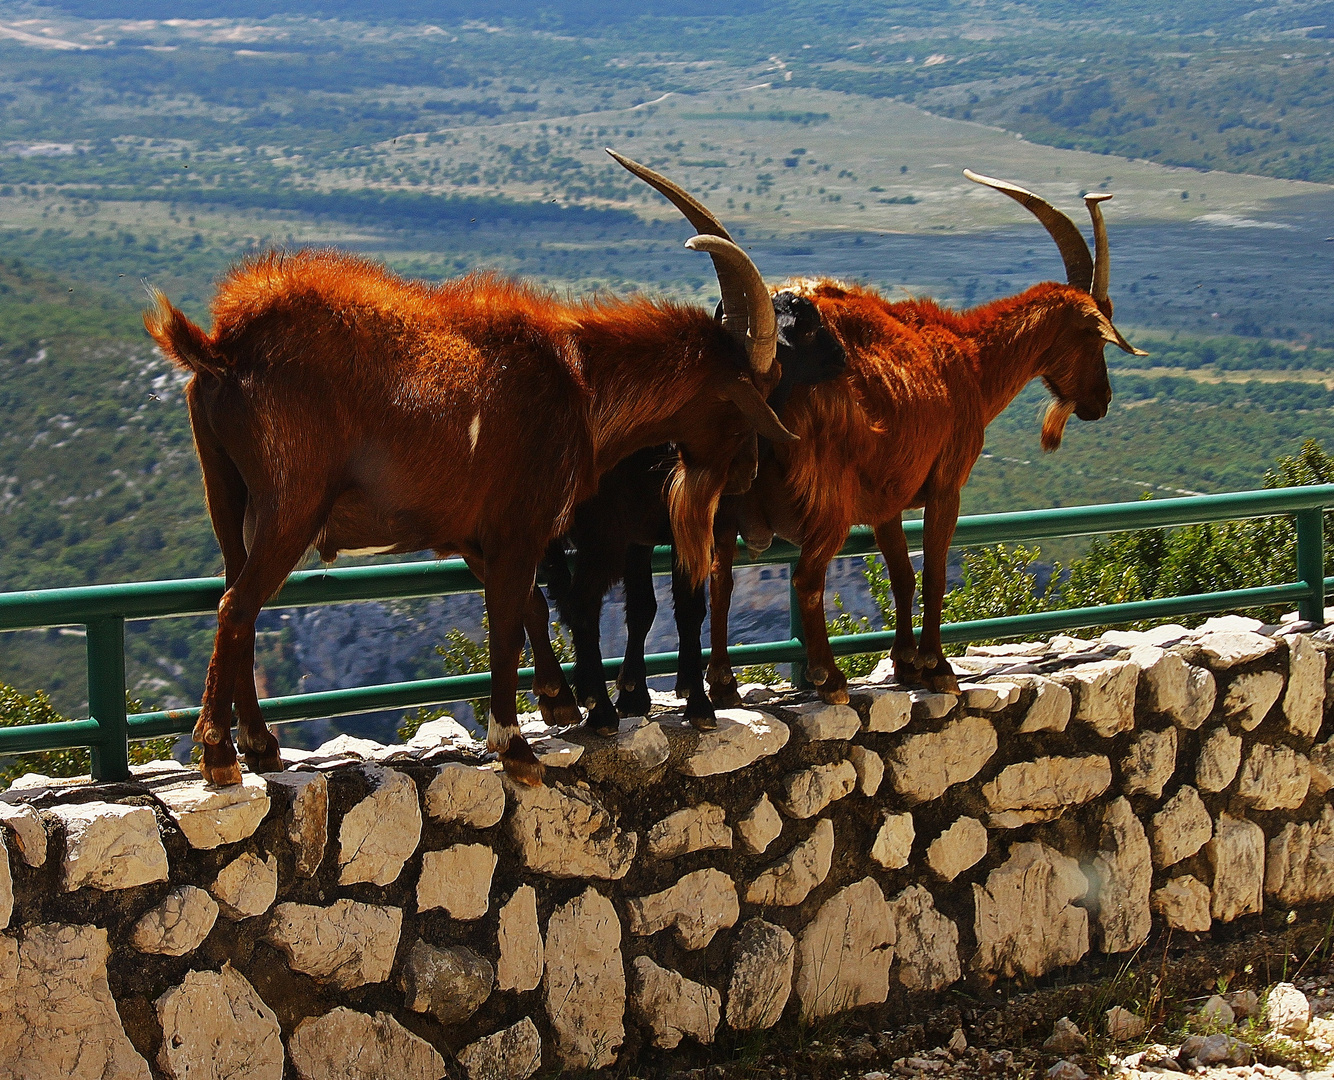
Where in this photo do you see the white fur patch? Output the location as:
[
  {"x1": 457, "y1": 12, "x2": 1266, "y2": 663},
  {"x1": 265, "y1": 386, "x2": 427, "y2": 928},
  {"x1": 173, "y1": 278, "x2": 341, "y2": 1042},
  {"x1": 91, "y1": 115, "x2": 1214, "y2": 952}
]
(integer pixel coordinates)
[
  {"x1": 338, "y1": 545, "x2": 396, "y2": 557},
  {"x1": 469, "y1": 411, "x2": 481, "y2": 453},
  {"x1": 487, "y1": 712, "x2": 518, "y2": 752}
]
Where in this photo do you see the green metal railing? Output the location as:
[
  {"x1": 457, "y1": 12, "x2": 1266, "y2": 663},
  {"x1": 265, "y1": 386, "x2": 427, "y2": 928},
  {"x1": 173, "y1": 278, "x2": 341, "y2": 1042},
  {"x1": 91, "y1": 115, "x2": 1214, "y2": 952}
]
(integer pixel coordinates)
[{"x1": 2, "y1": 484, "x2": 1332, "y2": 781}]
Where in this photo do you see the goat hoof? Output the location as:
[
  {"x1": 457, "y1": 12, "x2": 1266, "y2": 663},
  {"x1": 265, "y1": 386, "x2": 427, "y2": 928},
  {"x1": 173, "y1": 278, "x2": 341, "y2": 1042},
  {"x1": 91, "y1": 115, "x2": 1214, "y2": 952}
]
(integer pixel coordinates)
[
  {"x1": 894, "y1": 660, "x2": 925, "y2": 686},
  {"x1": 583, "y1": 703, "x2": 621, "y2": 738},
  {"x1": 708, "y1": 680, "x2": 743, "y2": 709},
  {"x1": 200, "y1": 758, "x2": 243, "y2": 787},
  {"x1": 615, "y1": 685, "x2": 651, "y2": 718},
  {"x1": 684, "y1": 691, "x2": 717, "y2": 731},
  {"x1": 241, "y1": 735, "x2": 283, "y2": 775},
  {"x1": 537, "y1": 686, "x2": 581, "y2": 729},
  {"x1": 925, "y1": 669, "x2": 961, "y2": 695},
  {"x1": 500, "y1": 751, "x2": 545, "y2": 788},
  {"x1": 818, "y1": 685, "x2": 851, "y2": 706}
]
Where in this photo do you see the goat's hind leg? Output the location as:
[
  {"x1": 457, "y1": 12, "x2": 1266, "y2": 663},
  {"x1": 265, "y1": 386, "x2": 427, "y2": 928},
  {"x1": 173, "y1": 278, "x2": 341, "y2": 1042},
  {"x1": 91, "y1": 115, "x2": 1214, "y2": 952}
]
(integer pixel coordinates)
[
  {"x1": 706, "y1": 509, "x2": 743, "y2": 708},
  {"x1": 525, "y1": 583, "x2": 580, "y2": 728},
  {"x1": 614, "y1": 544, "x2": 655, "y2": 719},
  {"x1": 233, "y1": 631, "x2": 281, "y2": 774},
  {"x1": 874, "y1": 518, "x2": 924, "y2": 686},
  {"x1": 919, "y1": 490, "x2": 962, "y2": 694},
  {"x1": 478, "y1": 549, "x2": 545, "y2": 785},
  {"x1": 671, "y1": 543, "x2": 715, "y2": 730},
  {"x1": 793, "y1": 540, "x2": 849, "y2": 705}
]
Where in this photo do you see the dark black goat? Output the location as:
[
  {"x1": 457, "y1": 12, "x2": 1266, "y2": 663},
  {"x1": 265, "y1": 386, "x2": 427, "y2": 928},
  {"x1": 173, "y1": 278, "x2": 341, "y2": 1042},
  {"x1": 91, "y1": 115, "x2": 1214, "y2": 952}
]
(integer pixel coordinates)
[{"x1": 541, "y1": 290, "x2": 846, "y2": 735}]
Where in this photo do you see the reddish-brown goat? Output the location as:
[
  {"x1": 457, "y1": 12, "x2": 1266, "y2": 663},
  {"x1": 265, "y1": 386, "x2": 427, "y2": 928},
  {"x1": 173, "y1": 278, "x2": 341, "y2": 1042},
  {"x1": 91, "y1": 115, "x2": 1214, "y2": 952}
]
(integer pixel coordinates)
[
  {"x1": 144, "y1": 166, "x2": 791, "y2": 787},
  {"x1": 706, "y1": 172, "x2": 1145, "y2": 706}
]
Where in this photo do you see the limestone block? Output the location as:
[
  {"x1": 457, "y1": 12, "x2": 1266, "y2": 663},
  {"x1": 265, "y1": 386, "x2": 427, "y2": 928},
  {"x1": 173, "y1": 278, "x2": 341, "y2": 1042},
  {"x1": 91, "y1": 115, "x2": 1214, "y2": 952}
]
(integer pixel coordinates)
[
  {"x1": 543, "y1": 887, "x2": 625, "y2": 1070},
  {"x1": 847, "y1": 745, "x2": 884, "y2": 796},
  {"x1": 1267, "y1": 983, "x2": 1310, "y2": 1037},
  {"x1": 338, "y1": 766, "x2": 422, "y2": 887},
  {"x1": 884, "y1": 715, "x2": 997, "y2": 803},
  {"x1": 961, "y1": 682, "x2": 1019, "y2": 711},
  {"x1": 1223, "y1": 670, "x2": 1284, "y2": 730},
  {"x1": 972, "y1": 842, "x2": 1089, "y2": 978},
  {"x1": 265, "y1": 899, "x2": 401, "y2": 989},
  {"x1": 50, "y1": 801, "x2": 169, "y2": 892},
  {"x1": 616, "y1": 719, "x2": 669, "y2": 770},
  {"x1": 418, "y1": 844, "x2": 496, "y2": 919},
  {"x1": 627, "y1": 867, "x2": 739, "y2": 950},
  {"x1": 1207, "y1": 813, "x2": 1265, "y2": 922},
  {"x1": 630, "y1": 956, "x2": 721, "y2": 1049},
  {"x1": 787, "y1": 700, "x2": 860, "y2": 740},
  {"x1": 400, "y1": 940, "x2": 493, "y2": 1025},
  {"x1": 1055, "y1": 659, "x2": 1140, "y2": 737},
  {"x1": 909, "y1": 688, "x2": 957, "y2": 720},
  {"x1": 155, "y1": 774, "x2": 269, "y2": 850},
  {"x1": 1011, "y1": 675, "x2": 1072, "y2": 733},
  {"x1": 0, "y1": 802, "x2": 46, "y2": 867},
  {"x1": 870, "y1": 811, "x2": 915, "y2": 870},
  {"x1": 745, "y1": 817, "x2": 834, "y2": 907},
  {"x1": 0, "y1": 923, "x2": 150, "y2": 1080},
  {"x1": 1311, "y1": 736, "x2": 1334, "y2": 794},
  {"x1": 155, "y1": 964, "x2": 282, "y2": 1080},
  {"x1": 263, "y1": 771, "x2": 327, "y2": 878},
  {"x1": 1283, "y1": 633, "x2": 1325, "y2": 738},
  {"x1": 131, "y1": 886, "x2": 219, "y2": 956},
  {"x1": 777, "y1": 759, "x2": 857, "y2": 818},
  {"x1": 210, "y1": 852, "x2": 278, "y2": 921},
  {"x1": 288, "y1": 1008, "x2": 446, "y2": 1080},
  {"x1": 726, "y1": 918, "x2": 794, "y2": 1031},
  {"x1": 504, "y1": 778, "x2": 637, "y2": 879},
  {"x1": 457, "y1": 1018, "x2": 542, "y2": 1080},
  {"x1": 424, "y1": 763, "x2": 504, "y2": 828},
  {"x1": 1238, "y1": 743, "x2": 1311, "y2": 810},
  {"x1": 1089, "y1": 798, "x2": 1152, "y2": 954},
  {"x1": 1266, "y1": 805, "x2": 1334, "y2": 905},
  {"x1": 926, "y1": 817, "x2": 988, "y2": 881},
  {"x1": 677, "y1": 708, "x2": 790, "y2": 776},
  {"x1": 865, "y1": 688, "x2": 912, "y2": 733},
  {"x1": 1044, "y1": 1017, "x2": 1088, "y2": 1054},
  {"x1": 496, "y1": 885, "x2": 543, "y2": 992},
  {"x1": 1152, "y1": 875, "x2": 1212, "y2": 932},
  {"x1": 794, "y1": 877, "x2": 895, "y2": 1020},
  {"x1": 888, "y1": 885, "x2": 960, "y2": 991},
  {"x1": 1106, "y1": 1006, "x2": 1146, "y2": 1042},
  {"x1": 1191, "y1": 629, "x2": 1278, "y2": 669},
  {"x1": 1151, "y1": 786, "x2": 1212, "y2": 868},
  {"x1": 405, "y1": 715, "x2": 479, "y2": 753},
  {"x1": 1197, "y1": 726, "x2": 1243, "y2": 792},
  {"x1": 982, "y1": 755, "x2": 1112, "y2": 828},
  {"x1": 735, "y1": 794, "x2": 783, "y2": 855},
  {"x1": 647, "y1": 803, "x2": 732, "y2": 858},
  {"x1": 1120, "y1": 728, "x2": 1178, "y2": 798},
  {"x1": 1129, "y1": 644, "x2": 1216, "y2": 730},
  {"x1": 529, "y1": 735, "x2": 583, "y2": 767}
]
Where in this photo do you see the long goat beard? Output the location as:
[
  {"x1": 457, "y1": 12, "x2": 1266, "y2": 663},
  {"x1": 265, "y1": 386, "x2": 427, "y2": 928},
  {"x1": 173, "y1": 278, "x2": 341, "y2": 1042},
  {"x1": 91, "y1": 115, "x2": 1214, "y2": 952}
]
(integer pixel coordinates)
[
  {"x1": 668, "y1": 461, "x2": 725, "y2": 588},
  {"x1": 1041, "y1": 398, "x2": 1077, "y2": 453}
]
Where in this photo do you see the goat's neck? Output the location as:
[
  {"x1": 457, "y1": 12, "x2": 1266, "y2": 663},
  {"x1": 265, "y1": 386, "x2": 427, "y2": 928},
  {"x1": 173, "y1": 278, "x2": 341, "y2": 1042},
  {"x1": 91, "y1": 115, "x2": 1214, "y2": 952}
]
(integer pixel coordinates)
[{"x1": 970, "y1": 301, "x2": 1067, "y2": 425}]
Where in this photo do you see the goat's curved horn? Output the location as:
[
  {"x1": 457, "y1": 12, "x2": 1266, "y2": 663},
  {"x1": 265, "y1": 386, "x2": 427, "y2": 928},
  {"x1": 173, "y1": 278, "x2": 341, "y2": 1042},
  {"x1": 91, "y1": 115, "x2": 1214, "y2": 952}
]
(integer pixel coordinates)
[
  {"x1": 607, "y1": 148, "x2": 758, "y2": 347},
  {"x1": 685, "y1": 234, "x2": 778, "y2": 375},
  {"x1": 606, "y1": 149, "x2": 733, "y2": 241},
  {"x1": 964, "y1": 169, "x2": 1094, "y2": 293},
  {"x1": 1084, "y1": 192, "x2": 1113, "y2": 308}
]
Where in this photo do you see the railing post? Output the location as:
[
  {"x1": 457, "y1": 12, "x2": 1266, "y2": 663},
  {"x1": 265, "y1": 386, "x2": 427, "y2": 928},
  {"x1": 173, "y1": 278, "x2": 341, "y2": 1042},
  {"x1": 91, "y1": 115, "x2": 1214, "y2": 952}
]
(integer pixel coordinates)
[
  {"x1": 1297, "y1": 507, "x2": 1326, "y2": 625},
  {"x1": 788, "y1": 564, "x2": 811, "y2": 689},
  {"x1": 87, "y1": 616, "x2": 130, "y2": 782}
]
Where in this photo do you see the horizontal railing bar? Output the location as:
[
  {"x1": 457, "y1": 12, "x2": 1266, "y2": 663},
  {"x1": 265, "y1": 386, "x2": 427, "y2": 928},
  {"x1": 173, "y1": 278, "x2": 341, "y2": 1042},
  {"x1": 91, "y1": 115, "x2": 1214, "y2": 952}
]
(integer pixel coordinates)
[
  {"x1": 4, "y1": 485, "x2": 1331, "y2": 632},
  {"x1": 3, "y1": 577, "x2": 1304, "y2": 756}
]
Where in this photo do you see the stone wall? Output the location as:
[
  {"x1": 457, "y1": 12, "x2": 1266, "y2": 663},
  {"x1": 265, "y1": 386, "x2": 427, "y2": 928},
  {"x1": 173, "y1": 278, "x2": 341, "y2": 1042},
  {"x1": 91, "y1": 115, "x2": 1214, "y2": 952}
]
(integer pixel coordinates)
[{"x1": 3, "y1": 614, "x2": 1334, "y2": 1080}]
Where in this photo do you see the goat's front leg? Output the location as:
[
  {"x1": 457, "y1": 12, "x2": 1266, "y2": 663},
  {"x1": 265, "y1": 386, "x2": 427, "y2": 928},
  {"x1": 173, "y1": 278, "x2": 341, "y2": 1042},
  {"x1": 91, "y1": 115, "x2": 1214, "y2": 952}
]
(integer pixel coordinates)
[
  {"x1": 614, "y1": 544, "x2": 655, "y2": 719},
  {"x1": 919, "y1": 489, "x2": 961, "y2": 694},
  {"x1": 873, "y1": 518, "x2": 923, "y2": 686},
  {"x1": 706, "y1": 511, "x2": 742, "y2": 707},
  {"x1": 671, "y1": 543, "x2": 715, "y2": 730},
  {"x1": 482, "y1": 553, "x2": 544, "y2": 786},
  {"x1": 793, "y1": 542, "x2": 849, "y2": 705},
  {"x1": 524, "y1": 585, "x2": 580, "y2": 727}
]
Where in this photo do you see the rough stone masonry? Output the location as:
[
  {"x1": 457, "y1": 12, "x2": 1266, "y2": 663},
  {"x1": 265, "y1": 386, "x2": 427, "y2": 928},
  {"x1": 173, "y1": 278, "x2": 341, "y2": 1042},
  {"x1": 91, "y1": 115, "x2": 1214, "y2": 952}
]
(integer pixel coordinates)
[{"x1": 3, "y1": 613, "x2": 1334, "y2": 1080}]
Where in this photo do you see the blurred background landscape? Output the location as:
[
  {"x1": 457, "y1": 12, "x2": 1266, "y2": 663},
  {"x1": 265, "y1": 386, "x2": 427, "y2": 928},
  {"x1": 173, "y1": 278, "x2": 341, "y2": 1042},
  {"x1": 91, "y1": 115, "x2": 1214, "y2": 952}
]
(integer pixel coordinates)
[{"x1": 4, "y1": 0, "x2": 1334, "y2": 744}]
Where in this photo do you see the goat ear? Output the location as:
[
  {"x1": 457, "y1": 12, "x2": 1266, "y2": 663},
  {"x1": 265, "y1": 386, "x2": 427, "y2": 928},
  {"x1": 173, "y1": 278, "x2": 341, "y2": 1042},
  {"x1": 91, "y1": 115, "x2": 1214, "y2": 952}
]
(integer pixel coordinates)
[
  {"x1": 716, "y1": 372, "x2": 799, "y2": 443},
  {"x1": 1096, "y1": 313, "x2": 1148, "y2": 356}
]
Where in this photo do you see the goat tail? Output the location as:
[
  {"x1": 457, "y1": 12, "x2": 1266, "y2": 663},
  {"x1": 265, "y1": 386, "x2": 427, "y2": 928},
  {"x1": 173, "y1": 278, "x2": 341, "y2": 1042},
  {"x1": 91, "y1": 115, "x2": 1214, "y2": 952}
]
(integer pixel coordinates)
[
  {"x1": 143, "y1": 289, "x2": 224, "y2": 376},
  {"x1": 1041, "y1": 399, "x2": 1077, "y2": 453},
  {"x1": 668, "y1": 460, "x2": 724, "y2": 588}
]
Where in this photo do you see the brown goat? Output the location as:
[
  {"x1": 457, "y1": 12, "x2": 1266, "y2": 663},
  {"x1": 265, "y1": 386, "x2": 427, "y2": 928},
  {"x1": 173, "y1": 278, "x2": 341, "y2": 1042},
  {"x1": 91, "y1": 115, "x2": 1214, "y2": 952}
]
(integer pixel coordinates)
[
  {"x1": 144, "y1": 158, "x2": 793, "y2": 787},
  {"x1": 706, "y1": 172, "x2": 1145, "y2": 706}
]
